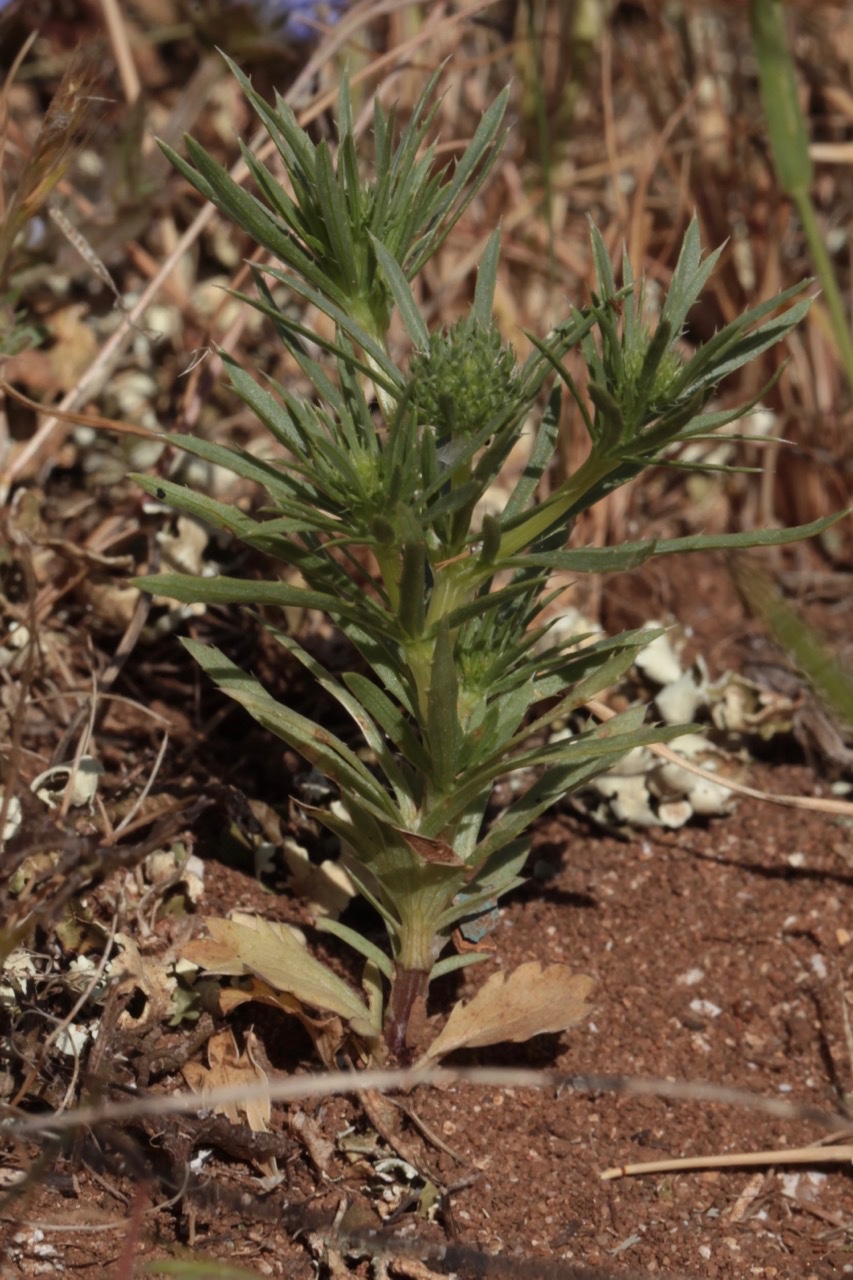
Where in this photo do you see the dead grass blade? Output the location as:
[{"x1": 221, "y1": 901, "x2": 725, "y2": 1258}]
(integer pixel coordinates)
[
  {"x1": 601, "y1": 1137, "x2": 853, "y2": 1182},
  {"x1": 11, "y1": 1063, "x2": 853, "y2": 1140},
  {"x1": 0, "y1": 43, "x2": 109, "y2": 279},
  {"x1": 98, "y1": 0, "x2": 141, "y2": 106},
  {"x1": 0, "y1": 379, "x2": 164, "y2": 441}
]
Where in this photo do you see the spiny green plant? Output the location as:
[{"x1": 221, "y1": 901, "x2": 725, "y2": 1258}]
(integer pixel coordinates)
[{"x1": 135, "y1": 57, "x2": 840, "y2": 1062}]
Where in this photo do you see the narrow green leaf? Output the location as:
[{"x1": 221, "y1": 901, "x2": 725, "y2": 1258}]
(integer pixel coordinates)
[
  {"x1": 344, "y1": 622, "x2": 418, "y2": 717},
  {"x1": 183, "y1": 640, "x2": 397, "y2": 819},
  {"x1": 670, "y1": 283, "x2": 811, "y2": 396},
  {"x1": 437, "y1": 843, "x2": 529, "y2": 929},
  {"x1": 342, "y1": 673, "x2": 430, "y2": 776},
  {"x1": 651, "y1": 511, "x2": 850, "y2": 556},
  {"x1": 470, "y1": 718, "x2": 698, "y2": 864},
  {"x1": 301, "y1": 802, "x2": 400, "y2": 918},
  {"x1": 246, "y1": 267, "x2": 404, "y2": 392},
  {"x1": 137, "y1": 435, "x2": 297, "y2": 505},
  {"x1": 512, "y1": 540, "x2": 658, "y2": 573},
  {"x1": 687, "y1": 298, "x2": 812, "y2": 389},
  {"x1": 369, "y1": 233, "x2": 430, "y2": 348},
  {"x1": 471, "y1": 229, "x2": 501, "y2": 329},
  {"x1": 266, "y1": 626, "x2": 416, "y2": 813},
  {"x1": 224, "y1": 357, "x2": 302, "y2": 451},
  {"x1": 336, "y1": 72, "x2": 354, "y2": 144},
  {"x1": 634, "y1": 317, "x2": 673, "y2": 411},
  {"x1": 444, "y1": 577, "x2": 548, "y2": 632},
  {"x1": 240, "y1": 145, "x2": 310, "y2": 243},
  {"x1": 429, "y1": 951, "x2": 492, "y2": 979},
  {"x1": 132, "y1": 475, "x2": 258, "y2": 538},
  {"x1": 473, "y1": 637, "x2": 655, "y2": 774},
  {"x1": 223, "y1": 54, "x2": 317, "y2": 179},
  {"x1": 314, "y1": 140, "x2": 359, "y2": 291},
  {"x1": 660, "y1": 217, "x2": 723, "y2": 336},
  {"x1": 588, "y1": 218, "x2": 617, "y2": 297},
  {"x1": 183, "y1": 136, "x2": 349, "y2": 306},
  {"x1": 315, "y1": 917, "x2": 395, "y2": 981},
  {"x1": 467, "y1": 757, "x2": 608, "y2": 865},
  {"x1": 136, "y1": 572, "x2": 395, "y2": 633},
  {"x1": 406, "y1": 87, "x2": 510, "y2": 275}
]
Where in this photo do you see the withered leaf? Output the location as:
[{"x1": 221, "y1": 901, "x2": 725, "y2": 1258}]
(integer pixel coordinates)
[
  {"x1": 417, "y1": 962, "x2": 594, "y2": 1066},
  {"x1": 185, "y1": 915, "x2": 376, "y2": 1037},
  {"x1": 393, "y1": 827, "x2": 464, "y2": 866},
  {"x1": 182, "y1": 1027, "x2": 276, "y2": 1174}
]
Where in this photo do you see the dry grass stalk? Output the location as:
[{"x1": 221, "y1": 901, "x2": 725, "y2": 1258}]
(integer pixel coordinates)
[{"x1": 12, "y1": 1061, "x2": 852, "y2": 1140}]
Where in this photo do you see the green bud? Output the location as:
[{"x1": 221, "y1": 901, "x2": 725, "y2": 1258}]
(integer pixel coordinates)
[
  {"x1": 371, "y1": 515, "x2": 396, "y2": 544},
  {"x1": 623, "y1": 325, "x2": 683, "y2": 407},
  {"x1": 478, "y1": 513, "x2": 502, "y2": 566}
]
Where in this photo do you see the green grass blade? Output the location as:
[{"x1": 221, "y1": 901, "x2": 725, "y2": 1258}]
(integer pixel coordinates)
[
  {"x1": 731, "y1": 559, "x2": 853, "y2": 731},
  {"x1": 750, "y1": 0, "x2": 853, "y2": 390}
]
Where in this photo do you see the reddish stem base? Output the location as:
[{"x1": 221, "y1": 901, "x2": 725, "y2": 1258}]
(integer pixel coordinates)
[{"x1": 384, "y1": 966, "x2": 429, "y2": 1063}]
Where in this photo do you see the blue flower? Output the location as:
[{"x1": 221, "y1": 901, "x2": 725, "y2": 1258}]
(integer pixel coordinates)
[{"x1": 248, "y1": 0, "x2": 349, "y2": 41}]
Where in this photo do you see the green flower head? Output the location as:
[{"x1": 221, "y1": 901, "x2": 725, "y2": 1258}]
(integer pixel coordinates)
[{"x1": 408, "y1": 317, "x2": 518, "y2": 441}]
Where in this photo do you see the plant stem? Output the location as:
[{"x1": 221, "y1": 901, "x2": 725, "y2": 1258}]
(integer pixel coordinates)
[
  {"x1": 384, "y1": 965, "x2": 429, "y2": 1062},
  {"x1": 498, "y1": 451, "x2": 610, "y2": 557},
  {"x1": 374, "y1": 545, "x2": 401, "y2": 612},
  {"x1": 384, "y1": 874, "x2": 459, "y2": 1060}
]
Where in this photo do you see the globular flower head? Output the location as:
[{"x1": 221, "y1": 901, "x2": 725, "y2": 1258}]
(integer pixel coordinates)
[{"x1": 408, "y1": 317, "x2": 518, "y2": 442}]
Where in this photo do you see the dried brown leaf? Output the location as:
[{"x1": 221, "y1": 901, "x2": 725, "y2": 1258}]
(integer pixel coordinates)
[
  {"x1": 182, "y1": 1027, "x2": 276, "y2": 1172},
  {"x1": 417, "y1": 963, "x2": 594, "y2": 1066},
  {"x1": 393, "y1": 828, "x2": 464, "y2": 866}
]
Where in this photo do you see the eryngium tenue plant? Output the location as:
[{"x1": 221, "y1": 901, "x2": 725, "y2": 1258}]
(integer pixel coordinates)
[{"x1": 135, "y1": 61, "x2": 834, "y2": 1061}]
